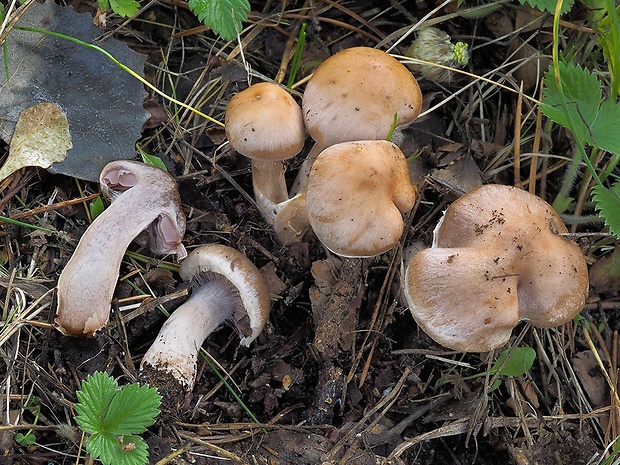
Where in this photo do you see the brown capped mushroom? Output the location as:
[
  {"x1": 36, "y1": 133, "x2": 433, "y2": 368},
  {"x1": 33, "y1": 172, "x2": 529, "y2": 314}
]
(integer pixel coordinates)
[
  {"x1": 404, "y1": 184, "x2": 589, "y2": 352},
  {"x1": 56, "y1": 160, "x2": 187, "y2": 336},
  {"x1": 225, "y1": 82, "x2": 305, "y2": 221},
  {"x1": 291, "y1": 46, "x2": 422, "y2": 194},
  {"x1": 306, "y1": 140, "x2": 416, "y2": 258},
  {"x1": 140, "y1": 244, "x2": 271, "y2": 391}
]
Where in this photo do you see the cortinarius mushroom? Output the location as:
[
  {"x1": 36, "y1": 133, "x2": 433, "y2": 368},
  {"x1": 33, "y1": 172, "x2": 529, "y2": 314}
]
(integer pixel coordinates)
[
  {"x1": 56, "y1": 160, "x2": 187, "y2": 336},
  {"x1": 225, "y1": 82, "x2": 305, "y2": 221},
  {"x1": 140, "y1": 244, "x2": 271, "y2": 391},
  {"x1": 404, "y1": 184, "x2": 589, "y2": 352},
  {"x1": 291, "y1": 46, "x2": 422, "y2": 194},
  {"x1": 306, "y1": 140, "x2": 417, "y2": 258}
]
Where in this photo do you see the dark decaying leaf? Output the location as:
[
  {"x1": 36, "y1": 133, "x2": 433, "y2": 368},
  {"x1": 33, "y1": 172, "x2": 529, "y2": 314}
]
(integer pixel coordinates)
[{"x1": 0, "y1": 0, "x2": 149, "y2": 181}]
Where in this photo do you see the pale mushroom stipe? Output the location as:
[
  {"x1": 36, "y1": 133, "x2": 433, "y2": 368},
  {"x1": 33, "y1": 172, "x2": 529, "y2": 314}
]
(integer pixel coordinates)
[
  {"x1": 56, "y1": 160, "x2": 187, "y2": 336},
  {"x1": 225, "y1": 82, "x2": 306, "y2": 222},
  {"x1": 306, "y1": 140, "x2": 417, "y2": 258},
  {"x1": 404, "y1": 184, "x2": 589, "y2": 353},
  {"x1": 140, "y1": 244, "x2": 271, "y2": 391}
]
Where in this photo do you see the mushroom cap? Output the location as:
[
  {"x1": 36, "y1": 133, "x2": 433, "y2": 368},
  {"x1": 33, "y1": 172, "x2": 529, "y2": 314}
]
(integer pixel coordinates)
[
  {"x1": 302, "y1": 47, "x2": 422, "y2": 147},
  {"x1": 179, "y1": 244, "x2": 271, "y2": 346},
  {"x1": 225, "y1": 82, "x2": 306, "y2": 161},
  {"x1": 306, "y1": 140, "x2": 416, "y2": 258},
  {"x1": 404, "y1": 184, "x2": 589, "y2": 352}
]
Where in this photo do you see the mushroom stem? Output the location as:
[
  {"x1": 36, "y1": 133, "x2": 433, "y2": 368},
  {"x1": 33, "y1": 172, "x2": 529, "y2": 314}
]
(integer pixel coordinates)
[
  {"x1": 251, "y1": 159, "x2": 288, "y2": 222},
  {"x1": 289, "y1": 142, "x2": 326, "y2": 197},
  {"x1": 141, "y1": 276, "x2": 239, "y2": 391}
]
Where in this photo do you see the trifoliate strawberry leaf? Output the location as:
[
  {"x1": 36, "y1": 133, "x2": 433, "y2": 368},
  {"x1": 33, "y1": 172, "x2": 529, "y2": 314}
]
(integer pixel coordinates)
[
  {"x1": 109, "y1": 0, "x2": 140, "y2": 17},
  {"x1": 518, "y1": 0, "x2": 574, "y2": 14},
  {"x1": 541, "y1": 61, "x2": 620, "y2": 154},
  {"x1": 102, "y1": 383, "x2": 161, "y2": 436},
  {"x1": 188, "y1": 0, "x2": 250, "y2": 41},
  {"x1": 75, "y1": 372, "x2": 119, "y2": 434},
  {"x1": 593, "y1": 183, "x2": 620, "y2": 238}
]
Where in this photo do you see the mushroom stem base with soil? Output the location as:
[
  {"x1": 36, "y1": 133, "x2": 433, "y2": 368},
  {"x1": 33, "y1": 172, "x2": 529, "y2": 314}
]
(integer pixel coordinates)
[{"x1": 141, "y1": 275, "x2": 241, "y2": 392}]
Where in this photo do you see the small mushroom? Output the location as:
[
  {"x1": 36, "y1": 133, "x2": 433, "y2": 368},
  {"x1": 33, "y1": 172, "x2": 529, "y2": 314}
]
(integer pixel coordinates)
[
  {"x1": 56, "y1": 160, "x2": 186, "y2": 336},
  {"x1": 140, "y1": 244, "x2": 271, "y2": 391},
  {"x1": 306, "y1": 140, "x2": 417, "y2": 258},
  {"x1": 291, "y1": 46, "x2": 422, "y2": 194},
  {"x1": 404, "y1": 184, "x2": 589, "y2": 352},
  {"x1": 225, "y1": 82, "x2": 306, "y2": 222}
]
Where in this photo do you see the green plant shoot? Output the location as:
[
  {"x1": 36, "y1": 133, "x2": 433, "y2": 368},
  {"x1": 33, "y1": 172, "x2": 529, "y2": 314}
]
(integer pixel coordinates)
[{"x1": 74, "y1": 372, "x2": 161, "y2": 465}]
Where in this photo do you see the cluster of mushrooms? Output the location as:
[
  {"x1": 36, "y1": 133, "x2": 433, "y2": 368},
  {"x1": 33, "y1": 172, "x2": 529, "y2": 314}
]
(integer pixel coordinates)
[{"x1": 53, "y1": 46, "x2": 590, "y2": 399}]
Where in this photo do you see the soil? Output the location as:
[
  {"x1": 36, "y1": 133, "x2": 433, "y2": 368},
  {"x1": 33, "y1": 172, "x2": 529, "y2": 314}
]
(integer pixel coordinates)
[{"x1": 0, "y1": 1, "x2": 616, "y2": 464}]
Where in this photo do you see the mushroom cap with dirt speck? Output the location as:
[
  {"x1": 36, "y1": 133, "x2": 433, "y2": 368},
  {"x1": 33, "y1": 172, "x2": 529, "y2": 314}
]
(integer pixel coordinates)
[
  {"x1": 404, "y1": 184, "x2": 589, "y2": 352},
  {"x1": 306, "y1": 140, "x2": 416, "y2": 258},
  {"x1": 302, "y1": 46, "x2": 422, "y2": 147},
  {"x1": 225, "y1": 82, "x2": 306, "y2": 161}
]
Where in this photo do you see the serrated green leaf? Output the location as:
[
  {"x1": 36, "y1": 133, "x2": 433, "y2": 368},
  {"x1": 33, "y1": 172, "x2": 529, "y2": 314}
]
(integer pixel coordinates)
[
  {"x1": 103, "y1": 383, "x2": 161, "y2": 436},
  {"x1": 90, "y1": 433, "x2": 150, "y2": 465},
  {"x1": 518, "y1": 0, "x2": 574, "y2": 14},
  {"x1": 593, "y1": 183, "x2": 620, "y2": 238},
  {"x1": 490, "y1": 347, "x2": 536, "y2": 378},
  {"x1": 75, "y1": 372, "x2": 118, "y2": 434},
  {"x1": 109, "y1": 0, "x2": 140, "y2": 17},
  {"x1": 541, "y1": 62, "x2": 601, "y2": 144},
  {"x1": 541, "y1": 62, "x2": 620, "y2": 154},
  {"x1": 188, "y1": 0, "x2": 250, "y2": 41}
]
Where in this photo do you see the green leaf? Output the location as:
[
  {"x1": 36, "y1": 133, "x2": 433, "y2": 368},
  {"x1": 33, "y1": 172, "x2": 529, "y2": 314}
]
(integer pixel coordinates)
[
  {"x1": 109, "y1": 0, "x2": 140, "y2": 17},
  {"x1": 15, "y1": 432, "x2": 36, "y2": 445},
  {"x1": 98, "y1": 0, "x2": 111, "y2": 10},
  {"x1": 541, "y1": 62, "x2": 620, "y2": 154},
  {"x1": 188, "y1": 0, "x2": 250, "y2": 41},
  {"x1": 88, "y1": 433, "x2": 150, "y2": 465},
  {"x1": 518, "y1": 0, "x2": 574, "y2": 14},
  {"x1": 139, "y1": 150, "x2": 168, "y2": 172},
  {"x1": 75, "y1": 372, "x2": 118, "y2": 435},
  {"x1": 102, "y1": 383, "x2": 161, "y2": 436},
  {"x1": 593, "y1": 183, "x2": 620, "y2": 238},
  {"x1": 490, "y1": 347, "x2": 536, "y2": 378},
  {"x1": 89, "y1": 196, "x2": 105, "y2": 220}
]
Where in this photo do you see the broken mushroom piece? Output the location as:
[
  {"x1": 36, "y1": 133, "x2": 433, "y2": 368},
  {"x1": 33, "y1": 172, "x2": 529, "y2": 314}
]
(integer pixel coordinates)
[
  {"x1": 140, "y1": 244, "x2": 271, "y2": 391},
  {"x1": 306, "y1": 140, "x2": 416, "y2": 258},
  {"x1": 404, "y1": 184, "x2": 589, "y2": 352},
  {"x1": 56, "y1": 160, "x2": 187, "y2": 336},
  {"x1": 292, "y1": 46, "x2": 422, "y2": 194},
  {"x1": 225, "y1": 82, "x2": 306, "y2": 222}
]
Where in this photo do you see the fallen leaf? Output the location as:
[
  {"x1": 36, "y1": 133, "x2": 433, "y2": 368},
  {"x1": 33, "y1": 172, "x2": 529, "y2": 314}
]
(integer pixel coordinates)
[
  {"x1": 0, "y1": 102, "x2": 71, "y2": 181},
  {"x1": 0, "y1": 0, "x2": 149, "y2": 181}
]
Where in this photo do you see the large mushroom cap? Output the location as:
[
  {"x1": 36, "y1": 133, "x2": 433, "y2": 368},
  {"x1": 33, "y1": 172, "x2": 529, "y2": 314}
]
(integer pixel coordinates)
[
  {"x1": 179, "y1": 244, "x2": 271, "y2": 346},
  {"x1": 404, "y1": 184, "x2": 589, "y2": 352},
  {"x1": 306, "y1": 140, "x2": 416, "y2": 258},
  {"x1": 225, "y1": 82, "x2": 306, "y2": 161},
  {"x1": 302, "y1": 47, "x2": 422, "y2": 147}
]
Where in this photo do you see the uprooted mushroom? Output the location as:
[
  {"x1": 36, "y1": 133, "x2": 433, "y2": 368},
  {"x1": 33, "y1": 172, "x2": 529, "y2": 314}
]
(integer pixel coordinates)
[
  {"x1": 140, "y1": 244, "x2": 271, "y2": 396},
  {"x1": 56, "y1": 160, "x2": 187, "y2": 336},
  {"x1": 404, "y1": 184, "x2": 589, "y2": 352}
]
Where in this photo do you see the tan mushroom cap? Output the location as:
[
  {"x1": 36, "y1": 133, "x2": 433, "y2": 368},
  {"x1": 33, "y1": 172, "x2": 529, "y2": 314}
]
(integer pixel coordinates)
[
  {"x1": 225, "y1": 82, "x2": 305, "y2": 161},
  {"x1": 302, "y1": 47, "x2": 422, "y2": 147},
  {"x1": 306, "y1": 140, "x2": 416, "y2": 258},
  {"x1": 404, "y1": 184, "x2": 589, "y2": 352},
  {"x1": 179, "y1": 244, "x2": 271, "y2": 346}
]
